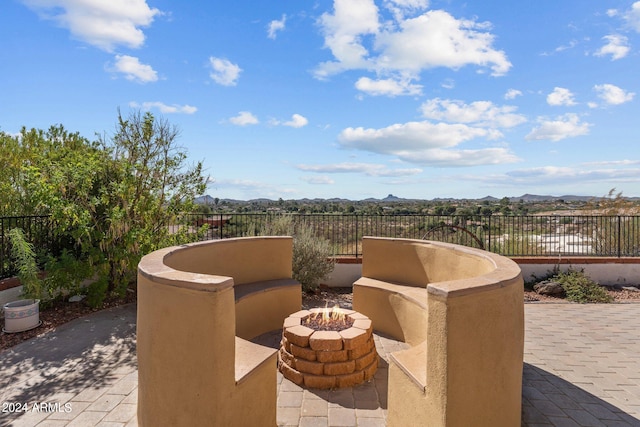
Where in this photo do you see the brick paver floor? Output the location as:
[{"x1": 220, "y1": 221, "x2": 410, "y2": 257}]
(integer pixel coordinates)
[{"x1": 0, "y1": 302, "x2": 638, "y2": 426}]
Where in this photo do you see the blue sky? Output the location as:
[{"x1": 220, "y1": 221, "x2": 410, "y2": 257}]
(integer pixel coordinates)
[{"x1": 2, "y1": 0, "x2": 640, "y2": 200}]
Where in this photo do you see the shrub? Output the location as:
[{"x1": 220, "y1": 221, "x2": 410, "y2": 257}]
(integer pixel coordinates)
[
  {"x1": 553, "y1": 269, "x2": 612, "y2": 303},
  {"x1": 260, "y1": 214, "x2": 335, "y2": 292},
  {"x1": 8, "y1": 228, "x2": 44, "y2": 300}
]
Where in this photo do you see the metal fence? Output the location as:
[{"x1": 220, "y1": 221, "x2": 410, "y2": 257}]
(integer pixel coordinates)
[
  {"x1": 3, "y1": 213, "x2": 640, "y2": 280},
  {"x1": 0, "y1": 215, "x2": 57, "y2": 280},
  {"x1": 183, "y1": 213, "x2": 640, "y2": 258}
]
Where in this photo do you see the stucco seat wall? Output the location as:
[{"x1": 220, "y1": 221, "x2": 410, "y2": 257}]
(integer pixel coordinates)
[
  {"x1": 161, "y1": 236, "x2": 302, "y2": 340},
  {"x1": 353, "y1": 237, "x2": 524, "y2": 427},
  {"x1": 137, "y1": 236, "x2": 301, "y2": 426}
]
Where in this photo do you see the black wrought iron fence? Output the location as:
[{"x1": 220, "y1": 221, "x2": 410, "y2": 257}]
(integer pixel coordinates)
[
  {"x1": 0, "y1": 215, "x2": 57, "y2": 280},
  {"x1": 3, "y1": 213, "x2": 640, "y2": 280},
  {"x1": 182, "y1": 213, "x2": 640, "y2": 258}
]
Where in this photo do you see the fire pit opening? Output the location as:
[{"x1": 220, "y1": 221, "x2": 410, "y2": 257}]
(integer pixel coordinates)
[
  {"x1": 278, "y1": 307, "x2": 378, "y2": 389},
  {"x1": 302, "y1": 306, "x2": 355, "y2": 331}
]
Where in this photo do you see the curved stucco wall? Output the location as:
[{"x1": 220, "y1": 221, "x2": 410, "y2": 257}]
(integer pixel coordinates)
[
  {"x1": 361, "y1": 237, "x2": 498, "y2": 287},
  {"x1": 162, "y1": 236, "x2": 293, "y2": 285},
  {"x1": 136, "y1": 236, "x2": 296, "y2": 426},
  {"x1": 357, "y1": 237, "x2": 524, "y2": 427}
]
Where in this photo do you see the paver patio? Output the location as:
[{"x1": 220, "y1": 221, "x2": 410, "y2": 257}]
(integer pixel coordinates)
[{"x1": 0, "y1": 302, "x2": 638, "y2": 426}]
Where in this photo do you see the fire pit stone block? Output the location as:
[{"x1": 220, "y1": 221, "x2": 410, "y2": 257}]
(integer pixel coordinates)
[
  {"x1": 339, "y1": 327, "x2": 369, "y2": 350},
  {"x1": 349, "y1": 338, "x2": 374, "y2": 359},
  {"x1": 324, "y1": 360, "x2": 355, "y2": 376},
  {"x1": 336, "y1": 371, "x2": 365, "y2": 388},
  {"x1": 309, "y1": 331, "x2": 344, "y2": 351},
  {"x1": 295, "y1": 358, "x2": 325, "y2": 376},
  {"x1": 290, "y1": 343, "x2": 317, "y2": 361},
  {"x1": 304, "y1": 374, "x2": 336, "y2": 389},
  {"x1": 284, "y1": 325, "x2": 314, "y2": 347},
  {"x1": 316, "y1": 349, "x2": 349, "y2": 363},
  {"x1": 355, "y1": 350, "x2": 377, "y2": 371},
  {"x1": 279, "y1": 309, "x2": 378, "y2": 389}
]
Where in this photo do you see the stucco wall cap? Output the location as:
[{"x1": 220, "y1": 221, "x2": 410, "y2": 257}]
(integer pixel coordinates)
[
  {"x1": 362, "y1": 236, "x2": 522, "y2": 299},
  {"x1": 138, "y1": 244, "x2": 234, "y2": 292}
]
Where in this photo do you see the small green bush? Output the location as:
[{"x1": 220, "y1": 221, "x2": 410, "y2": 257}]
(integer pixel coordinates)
[
  {"x1": 8, "y1": 228, "x2": 44, "y2": 300},
  {"x1": 553, "y1": 269, "x2": 613, "y2": 303},
  {"x1": 260, "y1": 214, "x2": 335, "y2": 292}
]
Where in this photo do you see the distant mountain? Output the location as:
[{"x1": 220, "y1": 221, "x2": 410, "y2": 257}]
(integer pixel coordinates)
[
  {"x1": 478, "y1": 196, "x2": 499, "y2": 202},
  {"x1": 195, "y1": 195, "x2": 216, "y2": 204},
  {"x1": 195, "y1": 193, "x2": 623, "y2": 204}
]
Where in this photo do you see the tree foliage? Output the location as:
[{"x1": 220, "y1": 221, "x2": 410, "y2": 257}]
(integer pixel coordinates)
[{"x1": 0, "y1": 111, "x2": 207, "y2": 305}]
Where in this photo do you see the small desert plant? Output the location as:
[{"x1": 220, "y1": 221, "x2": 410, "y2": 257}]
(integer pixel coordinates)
[
  {"x1": 292, "y1": 226, "x2": 335, "y2": 292},
  {"x1": 260, "y1": 214, "x2": 335, "y2": 292},
  {"x1": 8, "y1": 228, "x2": 44, "y2": 300},
  {"x1": 553, "y1": 269, "x2": 612, "y2": 303}
]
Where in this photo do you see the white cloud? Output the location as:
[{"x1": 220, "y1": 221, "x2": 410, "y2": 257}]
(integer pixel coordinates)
[
  {"x1": 441, "y1": 78, "x2": 455, "y2": 89},
  {"x1": 623, "y1": 1, "x2": 640, "y2": 32},
  {"x1": 505, "y1": 166, "x2": 640, "y2": 185},
  {"x1": 22, "y1": 0, "x2": 160, "y2": 52},
  {"x1": 316, "y1": 0, "x2": 380, "y2": 78},
  {"x1": 546, "y1": 87, "x2": 576, "y2": 106},
  {"x1": 504, "y1": 89, "x2": 522, "y2": 100},
  {"x1": 554, "y1": 39, "x2": 578, "y2": 53},
  {"x1": 337, "y1": 121, "x2": 519, "y2": 166},
  {"x1": 594, "y1": 34, "x2": 630, "y2": 60},
  {"x1": 282, "y1": 114, "x2": 309, "y2": 128},
  {"x1": 374, "y1": 11, "x2": 511, "y2": 76},
  {"x1": 209, "y1": 57, "x2": 242, "y2": 86},
  {"x1": 315, "y1": 3, "x2": 510, "y2": 83},
  {"x1": 270, "y1": 114, "x2": 309, "y2": 128},
  {"x1": 383, "y1": 0, "x2": 429, "y2": 20},
  {"x1": 267, "y1": 14, "x2": 286, "y2": 39},
  {"x1": 593, "y1": 83, "x2": 635, "y2": 105},
  {"x1": 297, "y1": 162, "x2": 422, "y2": 176},
  {"x1": 110, "y1": 55, "x2": 158, "y2": 83},
  {"x1": 229, "y1": 111, "x2": 259, "y2": 126},
  {"x1": 130, "y1": 101, "x2": 197, "y2": 114},
  {"x1": 420, "y1": 98, "x2": 526, "y2": 128},
  {"x1": 355, "y1": 76, "x2": 422, "y2": 96},
  {"x1": 300, "y1": 176, "x2": 335, "y2": 185},
  {"x1": 525, "y1": 113, "x2": 591, "y2": 142},
  {"x1": 606, "y1": 9, "x2": 619, "y2": 18}
]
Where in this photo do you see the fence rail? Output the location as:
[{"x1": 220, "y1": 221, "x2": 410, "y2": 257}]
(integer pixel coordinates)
[
  {"x1": 182, "y1": 213, "x2": 640, "y2": 258},
  {"x1": 1, "y1": 215, "x2": 58, "y2": 280},
  {"x1": 3, "y1": 213, "x2": 640, "y2": 280}
]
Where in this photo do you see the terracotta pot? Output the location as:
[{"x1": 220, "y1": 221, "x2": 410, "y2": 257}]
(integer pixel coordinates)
[{"x1": 3, "y1": 299, "x2": 40, "y2": 333}]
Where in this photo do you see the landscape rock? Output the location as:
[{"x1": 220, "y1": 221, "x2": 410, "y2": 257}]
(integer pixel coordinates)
[{"x1": 533, "y1": 280, "x2": 565, "y2": 297}]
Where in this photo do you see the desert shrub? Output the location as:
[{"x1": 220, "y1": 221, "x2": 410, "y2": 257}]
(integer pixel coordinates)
[
  {"x1": 260, "y1": 214, "x2": 335, "y2": 292},
  {"x1": 8, "y1": 228, "x2": 44, "y2": 300},
  {"x1": 553, "y1": 269, "x2": 612, "y2": 303}
]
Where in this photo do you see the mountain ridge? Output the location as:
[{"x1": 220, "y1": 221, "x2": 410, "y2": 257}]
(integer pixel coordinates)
[{"x1": 195, "y1": 193, "x2": 630, "y2": 204}]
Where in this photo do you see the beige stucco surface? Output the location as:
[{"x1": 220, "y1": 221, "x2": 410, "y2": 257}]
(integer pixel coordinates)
[
  {"x1": 356, "y1": 237, "x2": 524, "y2": 427},
  {"x1": 136, "y1": 236, "x2": 298, "y2": 426},
  {"x1": 137, "y1": 235, "x2": 522, "y2": 426}
]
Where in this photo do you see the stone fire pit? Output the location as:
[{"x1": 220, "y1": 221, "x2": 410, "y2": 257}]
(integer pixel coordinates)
[{"x1": 278, "y1": 308, "x2": 378, "y2": 389}]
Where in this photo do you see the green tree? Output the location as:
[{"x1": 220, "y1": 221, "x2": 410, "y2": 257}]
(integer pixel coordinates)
[
  {"x1": 96, "y1": 110, "x2": 207, "y2": 295},
  {"x1": 1, "y1": 111, "x2": 207, "y2": 305}
]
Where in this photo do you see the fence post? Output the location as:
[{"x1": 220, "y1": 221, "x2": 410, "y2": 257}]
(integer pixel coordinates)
[
  {"x1": 618, "y1": 215, "x2": 622, "y2": 258},
  {"x1": 487, "y1": 215, "x2": 492, "y2": 253},
  {"x1": 355, "y1": 214, "x2": 359, "y2": 259}
]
